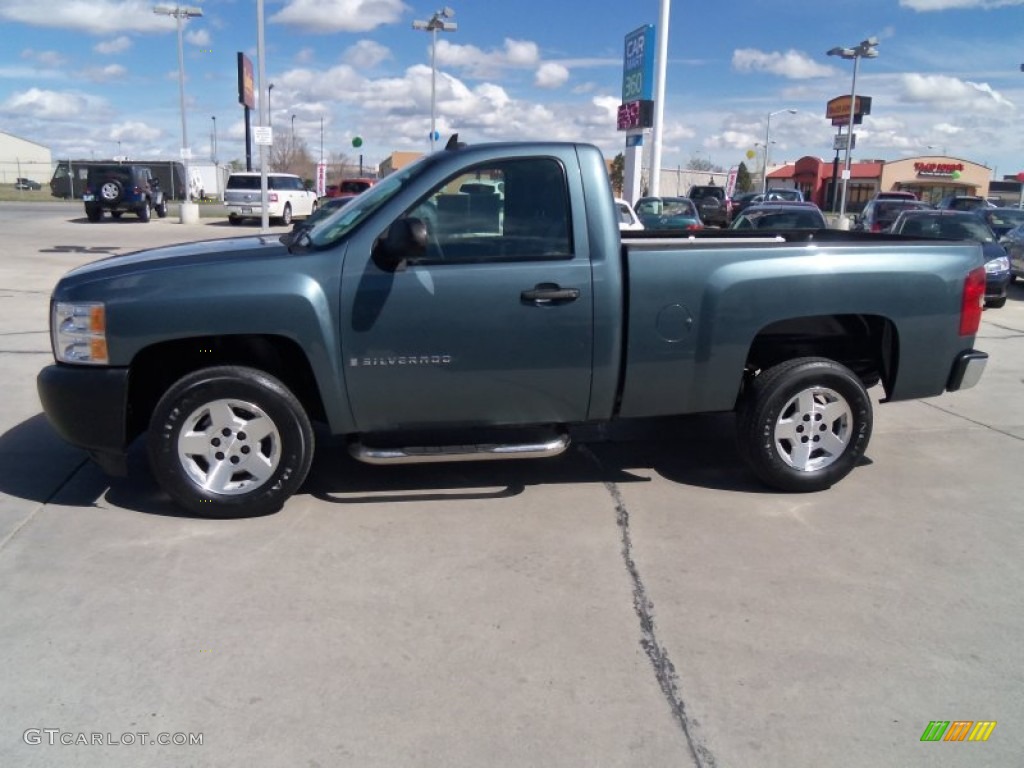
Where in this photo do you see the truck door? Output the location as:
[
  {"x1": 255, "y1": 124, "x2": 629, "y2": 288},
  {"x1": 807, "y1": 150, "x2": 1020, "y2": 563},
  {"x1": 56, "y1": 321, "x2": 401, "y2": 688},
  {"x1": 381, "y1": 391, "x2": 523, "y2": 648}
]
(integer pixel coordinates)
[{"x1": 339, "y1": 156, "x2": 594, "y2": 433}]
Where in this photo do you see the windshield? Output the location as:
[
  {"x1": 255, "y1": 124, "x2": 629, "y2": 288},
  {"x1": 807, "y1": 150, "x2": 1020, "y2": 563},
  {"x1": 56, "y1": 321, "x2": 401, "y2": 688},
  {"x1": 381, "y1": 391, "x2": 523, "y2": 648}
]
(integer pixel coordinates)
[{"x1": 305, "y1": 156, "x2": 432, "y2": 248}]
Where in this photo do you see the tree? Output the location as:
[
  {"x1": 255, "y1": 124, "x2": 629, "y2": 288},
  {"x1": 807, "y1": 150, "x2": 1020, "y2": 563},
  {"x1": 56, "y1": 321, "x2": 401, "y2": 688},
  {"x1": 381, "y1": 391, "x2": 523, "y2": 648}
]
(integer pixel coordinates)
[
  {"x1": 269, "y1": 135, "x2": 315, "y2": 180},
  {"x1": 735, "y1": 162, "x2": 753, "y2": 193},
  {"x1": 609, "y1": 153, "x2": 625, "y2": 196}
]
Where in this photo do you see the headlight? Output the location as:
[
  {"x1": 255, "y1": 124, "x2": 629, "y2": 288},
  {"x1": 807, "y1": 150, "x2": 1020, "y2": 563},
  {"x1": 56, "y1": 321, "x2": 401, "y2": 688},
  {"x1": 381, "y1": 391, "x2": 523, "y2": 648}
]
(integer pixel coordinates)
[
  {"x1": 52, "y1": 302, "x2": 108, "y2": 364},
  {"x1": 984, "y1": 256, "x2": 1010, "y2": 274}
]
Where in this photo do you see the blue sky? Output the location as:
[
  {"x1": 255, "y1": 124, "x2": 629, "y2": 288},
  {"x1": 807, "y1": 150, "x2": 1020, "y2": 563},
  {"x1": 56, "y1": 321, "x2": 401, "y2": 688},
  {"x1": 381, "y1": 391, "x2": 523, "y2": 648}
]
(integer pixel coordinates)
[{"x1": 1, "y1": 0, "x2": 1022, "y2": 178}]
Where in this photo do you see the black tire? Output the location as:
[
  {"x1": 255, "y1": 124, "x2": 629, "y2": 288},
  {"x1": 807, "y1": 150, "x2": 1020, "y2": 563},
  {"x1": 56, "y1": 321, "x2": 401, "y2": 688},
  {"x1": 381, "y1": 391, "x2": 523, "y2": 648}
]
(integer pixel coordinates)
[
  {"x1": 147, "y1": 366, "x2": 314, "y2": 518},
  {"x1": 155, "y1": 200, "x2": 168, "y2": 218},
  {"x1": 736, "y1": 357, "x2": 872, "y2": 492},
  {"x1": 280, "y1": 203, "x2": 292, "y2": 226},
  {"x1": 99, "y1": 178, "x2": 124, "y2": 204},
  {"x1": 85, "y1": 204, "x2": 103, "y2": 222},
  {"x1": 137, "y1": 200, "x2": 151, "y2": 222},
  {"x1": 985, "y1": 297, "x2": 1006, "y2": 308},
  {"x1": 228, "y1": 215, "x2": 243, "y2": 226}
]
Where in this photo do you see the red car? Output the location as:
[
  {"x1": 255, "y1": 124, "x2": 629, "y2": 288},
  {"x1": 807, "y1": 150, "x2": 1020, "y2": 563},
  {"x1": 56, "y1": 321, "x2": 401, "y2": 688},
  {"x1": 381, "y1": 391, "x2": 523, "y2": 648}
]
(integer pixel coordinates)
[{"x1": 325, "y1": 178, "x2": 375, "y2": 198}]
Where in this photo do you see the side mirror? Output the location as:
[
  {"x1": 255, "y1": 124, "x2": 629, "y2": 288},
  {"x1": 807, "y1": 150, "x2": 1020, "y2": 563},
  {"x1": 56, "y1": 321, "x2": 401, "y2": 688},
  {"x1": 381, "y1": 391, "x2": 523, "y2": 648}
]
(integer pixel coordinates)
[{"x1": 372, "y1": 217, "x2": 429, "y2": 272}]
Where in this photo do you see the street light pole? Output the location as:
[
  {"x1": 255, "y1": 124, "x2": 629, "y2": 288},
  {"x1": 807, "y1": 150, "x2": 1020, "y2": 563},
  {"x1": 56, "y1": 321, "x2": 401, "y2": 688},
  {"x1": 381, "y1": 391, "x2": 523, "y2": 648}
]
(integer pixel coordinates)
[
  {"x1": 828, "y1": 37, "x2": 879, "y2": 221},
  {"x1": 154, "y1": 3, "x2": 203, "y2": 218},
  {"x1": 412, "y1": 7, "x2": 457, "y2": 152},
  {"x1": 762, "y1": 108, "x2": 796, "y2": 194},
  {"x1": 268, "y1": 83, "x2": 274, "y2": 127},
  {"x1": 211, "y1": 115, "x2": 217, "y2": 164}
]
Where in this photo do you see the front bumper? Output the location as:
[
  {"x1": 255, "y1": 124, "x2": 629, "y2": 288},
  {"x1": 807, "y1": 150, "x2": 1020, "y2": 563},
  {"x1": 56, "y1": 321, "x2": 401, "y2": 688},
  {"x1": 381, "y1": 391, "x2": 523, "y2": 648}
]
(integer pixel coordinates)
[
  {"x1": 985, "y1": 273, "x2": 1009, "y2": 302},
  {"x1": 946, "y1": 349, "x2": 988, "y2": 392},
  {"x1": 37, "y1": 364, "x2": 130, "y2": 476}
]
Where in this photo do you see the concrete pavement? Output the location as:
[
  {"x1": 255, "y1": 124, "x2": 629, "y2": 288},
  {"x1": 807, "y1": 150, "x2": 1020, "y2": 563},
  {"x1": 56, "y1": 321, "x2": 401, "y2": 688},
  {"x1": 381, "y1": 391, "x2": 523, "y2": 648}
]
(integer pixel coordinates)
[{"x1": 1, "y1": 201, "x2": 1021, "y2": 766}]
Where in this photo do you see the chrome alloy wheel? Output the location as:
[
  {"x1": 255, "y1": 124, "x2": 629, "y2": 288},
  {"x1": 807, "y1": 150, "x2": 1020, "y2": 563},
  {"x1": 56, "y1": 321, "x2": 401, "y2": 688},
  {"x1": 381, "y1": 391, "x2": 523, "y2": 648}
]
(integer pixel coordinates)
[
  {"x1": 176, "y1": 399, "x2": 281, "y2": 495},
  {"x1": 772, "y1": 386, "x2": 852, "y2": 472}
]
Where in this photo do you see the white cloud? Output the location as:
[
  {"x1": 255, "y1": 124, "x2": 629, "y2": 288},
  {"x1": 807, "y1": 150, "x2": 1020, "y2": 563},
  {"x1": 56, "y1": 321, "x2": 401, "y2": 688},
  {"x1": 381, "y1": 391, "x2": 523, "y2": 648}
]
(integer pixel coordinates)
[
  {"x1": 111, "y1": 120, "x2": 161, "y2": 142},
  {"x1": 900, "y1": 73, "x2": 1014, "y2": 112},
  {"x1": 0, "y1": 1, "x2": 179, "y2": 34},
  {"x1": 1, "y1": 87, "x2": 99, "y2": 118},
  {"x1": 899, "y1": 0, "x2": 1024, "y2": 9},
  {"x1": 84, "y1": 64, "x2": 127, "y2": 82},
  {"x1": 436, "y1": 38, "x2": 541, "y2": 78},
  {"x1": 295, "y1": 47, "x2": 316, "y2": 65},
  {"x1": 21, "y1": 49, "x2": 66, "y2": 67},
  {"x1": 185, "y1": 28, "x2": 210, "y2": 47},
  {"x1": 732, "y1": 48, "x2": 836, "y2": 79},
  {"x1": 94, "y1": 36, "x2": 132, "y2": 55},
  {"x1": 271, "y1": 0, "x2": 407, "y2": 33},
  {"x1": 535, "y1": 62, "x2": 569, "y2": 89},
  {"x1": 342, "y1": 40, "x2": 391, "y2": 68}
]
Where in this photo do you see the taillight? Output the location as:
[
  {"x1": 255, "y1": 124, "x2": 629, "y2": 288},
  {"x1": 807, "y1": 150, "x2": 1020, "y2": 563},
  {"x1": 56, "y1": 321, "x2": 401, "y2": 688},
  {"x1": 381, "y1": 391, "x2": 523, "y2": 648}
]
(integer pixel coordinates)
[
  {"x1": 871, "y1": 222, "x2": 881, "y2": 233},
  {"x1": 687, "y1": 223, "x2": 703, "y2": 231},
  {"x1": 959, "y1": 266, "x2": 986, "y2": 336}
]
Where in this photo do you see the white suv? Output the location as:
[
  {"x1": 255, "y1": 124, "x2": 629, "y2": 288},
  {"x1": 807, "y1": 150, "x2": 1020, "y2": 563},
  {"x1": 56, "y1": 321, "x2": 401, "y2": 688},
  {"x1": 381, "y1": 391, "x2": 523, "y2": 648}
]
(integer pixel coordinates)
[{"x1": 224, "y1": 172, "x2": 318, "y2": 226}]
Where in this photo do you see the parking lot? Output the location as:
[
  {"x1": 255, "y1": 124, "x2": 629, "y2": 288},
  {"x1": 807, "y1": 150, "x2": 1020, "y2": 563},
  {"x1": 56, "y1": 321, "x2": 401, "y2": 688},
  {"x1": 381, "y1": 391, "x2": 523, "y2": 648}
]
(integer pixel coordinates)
[{"x1": 1, "y1": 200, "x2": 1022, "y2": 767}]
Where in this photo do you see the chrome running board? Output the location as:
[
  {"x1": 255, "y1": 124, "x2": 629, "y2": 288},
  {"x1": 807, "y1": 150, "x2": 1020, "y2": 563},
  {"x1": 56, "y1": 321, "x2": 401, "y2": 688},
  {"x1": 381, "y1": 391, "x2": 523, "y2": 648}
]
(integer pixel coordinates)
[{"x1": 349, "y1": 433, "x2": 570, "y2": 465}]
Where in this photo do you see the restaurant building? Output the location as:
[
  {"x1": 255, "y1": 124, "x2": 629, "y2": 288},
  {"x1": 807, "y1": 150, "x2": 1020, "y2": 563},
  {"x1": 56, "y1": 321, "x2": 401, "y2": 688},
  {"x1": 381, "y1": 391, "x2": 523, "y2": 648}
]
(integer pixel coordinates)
[{"x1": 767, "y1": 154, "x2": 994, "y2": 213}]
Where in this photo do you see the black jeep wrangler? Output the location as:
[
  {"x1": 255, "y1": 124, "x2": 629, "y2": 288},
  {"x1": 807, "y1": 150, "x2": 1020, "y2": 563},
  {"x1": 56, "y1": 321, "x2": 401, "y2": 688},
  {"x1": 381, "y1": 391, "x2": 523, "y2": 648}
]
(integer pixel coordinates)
[
  {"x1": 687, "y1": 184, "x2": 730, "y2": 227},
  {"x1": 83, "y1": 164, "x2": 167, "y2": 222}
]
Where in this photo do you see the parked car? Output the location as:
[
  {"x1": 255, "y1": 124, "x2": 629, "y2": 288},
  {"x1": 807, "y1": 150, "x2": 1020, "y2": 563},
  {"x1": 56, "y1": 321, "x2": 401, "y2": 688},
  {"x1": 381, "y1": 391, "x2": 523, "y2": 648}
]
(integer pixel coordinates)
[
  {"x1": 855, "y1": 199, "x2": 932, "y2": 233},
  {"x1": 14, "y1": 177, "x2": 41, "y2": 190},
  {"x1": 686, "y1": 184, "x2": 730, "y2": 227},
  {"x1": 936, "y1": 195, "x2": 990, "y2": 212},
  {"x1": 615, "y1": 198, "x2": 643, "y2": 231},
  {"x1": 37, "y1": 139, "x2": 990, "y2": 516},
  {"x1": 890, "y1": 210, "x2": 1009, "y2": 307},
  {"x1": 82, "y1": 164, "x2": 167, "y2": 222},
  {"x1": 764, "y1": 187, "x2": 804, "y2": 202},
  {"x1": 974, "y1": 207, "x2": 1024, "y2": 239},
  {"x1": 325, "y1": 178, "x2": 376, "y2": 198},
  {"x1": 872, "y1": 190, "x2": 918, "y2": 202},
  {"x1": 634, "y1": 196, "x2": 703, "y2": 230},
  {"x1": 999, "y1": 223, "x2": 1024, "y2": 282},
  {"x1": 224, "y1": 171, "x2": 318, "y2": 225},
  {"x1": 730, "y1": 191, "x2": 763, "y2": 219},
  {"x1": 729, "y1": 201, "x2": 827, "y2": 231}
]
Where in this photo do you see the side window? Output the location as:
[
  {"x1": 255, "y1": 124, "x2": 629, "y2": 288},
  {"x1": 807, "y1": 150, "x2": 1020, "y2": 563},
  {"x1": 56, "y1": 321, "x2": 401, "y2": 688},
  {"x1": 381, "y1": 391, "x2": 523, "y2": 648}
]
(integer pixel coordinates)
[{"x1": 402, "y1": 157, "x2": 572, "y2": 264}]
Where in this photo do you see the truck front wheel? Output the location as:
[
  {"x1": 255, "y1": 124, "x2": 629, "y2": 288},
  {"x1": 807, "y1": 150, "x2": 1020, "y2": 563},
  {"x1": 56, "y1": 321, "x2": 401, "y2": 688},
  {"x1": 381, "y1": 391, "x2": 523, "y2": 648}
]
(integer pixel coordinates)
[
  {"x1": 736, "y1": 357, "x2": 872, "y2": 492},
  {"x1": 147, "y1": 366, "x2": 314, "y2": 517}
]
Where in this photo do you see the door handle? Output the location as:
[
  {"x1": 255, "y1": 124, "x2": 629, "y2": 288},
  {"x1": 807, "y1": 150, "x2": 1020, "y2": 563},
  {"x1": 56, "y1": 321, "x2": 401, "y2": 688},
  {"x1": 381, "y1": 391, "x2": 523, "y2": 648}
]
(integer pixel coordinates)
[{"x1": 521, "y1": 284, "x2": 580, "y2": 304}]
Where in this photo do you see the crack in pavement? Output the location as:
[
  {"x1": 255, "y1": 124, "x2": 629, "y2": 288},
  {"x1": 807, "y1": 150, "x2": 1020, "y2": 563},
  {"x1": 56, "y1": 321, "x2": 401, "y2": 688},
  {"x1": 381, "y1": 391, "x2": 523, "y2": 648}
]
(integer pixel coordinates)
[
  {"x1": 0, "y1": 457, "x2": 90, "y2": 555},
  {"x1": 580, "y1": 445, "x2": 717, "y2": 768},
  {"x1": 919, "y1": 399, "x2": 1024, "y2": 441}
]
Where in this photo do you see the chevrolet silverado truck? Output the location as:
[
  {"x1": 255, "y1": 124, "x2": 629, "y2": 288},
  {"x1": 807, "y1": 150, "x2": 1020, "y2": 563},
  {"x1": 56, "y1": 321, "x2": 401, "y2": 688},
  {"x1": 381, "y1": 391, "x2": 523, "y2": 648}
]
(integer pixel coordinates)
[{"x1": 38, "y1": 139, "x2": 989, "y2": 517}]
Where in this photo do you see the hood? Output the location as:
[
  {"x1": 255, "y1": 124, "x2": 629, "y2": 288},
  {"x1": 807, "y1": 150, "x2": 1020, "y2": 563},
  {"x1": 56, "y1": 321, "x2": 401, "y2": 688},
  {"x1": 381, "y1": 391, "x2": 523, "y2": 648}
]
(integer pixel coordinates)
[
  {"x1": 64, "y1": 235, "x2": 288, "y2": 281},
  {"x1": 981, "y1": 241, "x2": 1008, "y2": 264}
]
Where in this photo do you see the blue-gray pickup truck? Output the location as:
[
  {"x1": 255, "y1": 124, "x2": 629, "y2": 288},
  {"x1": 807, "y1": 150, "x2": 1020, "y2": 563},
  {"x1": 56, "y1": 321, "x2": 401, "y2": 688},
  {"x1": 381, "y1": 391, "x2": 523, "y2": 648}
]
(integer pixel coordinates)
[{"x1": 38, "y1": 140, "x2": 989, "y2": 516}]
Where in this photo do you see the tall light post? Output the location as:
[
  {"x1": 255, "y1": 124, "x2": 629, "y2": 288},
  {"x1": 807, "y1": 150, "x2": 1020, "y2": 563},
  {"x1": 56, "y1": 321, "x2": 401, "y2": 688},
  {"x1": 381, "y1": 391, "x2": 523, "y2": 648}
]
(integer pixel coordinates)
[
  {"x1": 211, "y1": 115, "x2": 217, "y2": 164},
  {"x1": 154, "y1": 3, "x2": 203, "y2": 219},
  {"x1": 412, "y1": 7, "x2": 457, "y2": 152},
  {"x1": 291, "y1": 113, "x2": 296, "y2": 150},
  {"x1": 268, "y1": 83, "x2": 274, "y2": 127},
  {"x1": 828, "y1": 37, "x2": 879, "y2": 221},
  {"x1": 762, "y1": 108, "x2": 796, "y2": 194}
]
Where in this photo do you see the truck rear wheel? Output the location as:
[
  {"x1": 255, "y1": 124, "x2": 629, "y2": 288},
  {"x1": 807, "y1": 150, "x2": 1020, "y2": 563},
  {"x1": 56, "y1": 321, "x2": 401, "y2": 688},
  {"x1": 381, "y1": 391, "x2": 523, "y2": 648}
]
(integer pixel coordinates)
[
  {"x1": 147, "y1": 366, "x2": 314, "y2": 517},
  {"x1": 736, "y1": 357, "x2": 872, "y2": 492}
]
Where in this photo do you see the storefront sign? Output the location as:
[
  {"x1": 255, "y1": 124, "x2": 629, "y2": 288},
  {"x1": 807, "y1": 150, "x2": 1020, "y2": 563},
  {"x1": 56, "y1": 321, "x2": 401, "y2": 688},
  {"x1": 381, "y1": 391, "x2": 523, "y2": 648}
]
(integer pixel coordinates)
[
  {"x1": 826, "y1": 95, "x2": 872, "y2": 126},
  {"x1": 914, "y1": 162, "x2": 964, "y2": 178}
]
